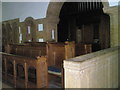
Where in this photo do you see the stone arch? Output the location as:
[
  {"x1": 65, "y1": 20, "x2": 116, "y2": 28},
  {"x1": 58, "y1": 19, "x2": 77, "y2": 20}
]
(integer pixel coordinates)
[
  {"x1": 24, "y1": 17, "x2": 37, "y2": 42},
  {"x1": 46, "y1": 0, "x2": 110, "y2": 42},
  {"x1": 46, "y1": 2, "x2": 64, "y2": 23},
  {"x1": 24, "y1": 17, "x2": 35, "y2": 26},
  {"x1": 47, "y1": 1, "x2": 110, "y2": 20}
]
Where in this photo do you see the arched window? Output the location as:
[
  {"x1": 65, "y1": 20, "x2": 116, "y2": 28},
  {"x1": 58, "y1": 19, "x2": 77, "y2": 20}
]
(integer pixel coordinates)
[
  {"x1": 27, "y1": 26, "x2": 31, "y2": 34},
  {"x1": 19, "y1": 26, "x2": 22, "y2": 43},
  {"x1": 51, "y1": 29, "x2": 55, "y2": 40},
  {"x1": 38, "y1": 24, "x2": 43, "y2": 31}
]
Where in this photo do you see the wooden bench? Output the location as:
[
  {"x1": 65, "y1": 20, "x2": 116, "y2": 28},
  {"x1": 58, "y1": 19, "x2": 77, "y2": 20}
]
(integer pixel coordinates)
[
  {"x1": 4, "y1": 42, "x2": 47, "y2": 57},
  {"x1": 3, "y1": 41, "x2": 75, "y2": 88},
  {"x1": 46, "y1": 42, "x2": 92, "y2": 87},
  {"x1": 4, "y1": 41, "x2": 75, "y2": 68},
  {"x1": 3, "y1": 41, "x2": 91, "y2": 88},
  {"x1": 46, "y1": 41, "x2": 75, "y2": 87},
  {"x1": 4, "y1": 42, "x2": 91, "y2": 64},
  {"x1": 47, "y1": 41, "x2": 75, "y2": 67},
  {"x1": 2, "y1": 52, "x2": 48, "y2": 88},
  {"x1": 75, "y1": 43, "x2": 92, "y2": 56}
]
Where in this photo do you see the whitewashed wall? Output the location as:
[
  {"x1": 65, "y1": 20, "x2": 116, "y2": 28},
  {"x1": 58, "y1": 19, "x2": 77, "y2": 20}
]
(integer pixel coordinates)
[{"x1": 64, "y1": 46, "x2": 119, "y2": 88}]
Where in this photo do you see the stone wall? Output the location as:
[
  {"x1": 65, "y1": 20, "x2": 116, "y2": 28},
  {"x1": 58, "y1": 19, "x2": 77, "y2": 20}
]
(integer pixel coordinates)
[
  {"x1": 2, "y1": 16, "x2": 56, "y2": 45},
  {"x1": 64, "y1": 46, "x2": 119, "y2": 88},
  {"x1": 2, "y1": 18, "x2": 19, "y2": 45}
]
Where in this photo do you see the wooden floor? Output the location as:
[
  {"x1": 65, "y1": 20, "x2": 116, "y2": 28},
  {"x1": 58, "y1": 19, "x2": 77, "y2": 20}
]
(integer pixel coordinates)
[
  {"x1": 48, "y1": 74, "x2": 61, "y2": 88},
  {"x1": 2, "y1": 82, "x2": 61, "y2": 88},
  {"x1": 2, "y1": 75, "x2": 61, "y2": 88},
  {"x1": 2, "y1": 82, "x2": 13, "y2": 88}
]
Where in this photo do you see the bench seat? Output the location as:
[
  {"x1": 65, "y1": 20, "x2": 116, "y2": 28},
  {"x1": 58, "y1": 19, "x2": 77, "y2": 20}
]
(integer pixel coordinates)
[{"x1": 48, "y1": 66, "x2": 61, "y2": 76}]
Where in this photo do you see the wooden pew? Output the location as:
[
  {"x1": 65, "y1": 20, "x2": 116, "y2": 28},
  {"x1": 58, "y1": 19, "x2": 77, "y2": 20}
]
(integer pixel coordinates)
[
  {"x1": 4, "y1": 42, "x2": 47, "y2": 58},
  {"x1": 4, "y1": 41, "x2": 75, "y2": 69},
  {"x1": 4, "y1": 42, "x2": 92, "y2": 58},
  {"x1": 2, "y1": 52, "x2": 48, "y2": 88},
  {"x1": 47, "y1": 41, "x2": 75, "y2": 68},
  {"x1": 75, "y1": 43, "x2": 92, "y2": 56},
  {"x1": 46, "y1": 41, "x2": 75, "y2": 87},
  {"x1": 3, "y1": 42, "x2": 72, "y2": 88},
  {"x1": 3, "y1": 41, "x2": 91, "y2": 88},
  {"x1": 3, "y1": 43, "x2": 48, "y2": 88}
]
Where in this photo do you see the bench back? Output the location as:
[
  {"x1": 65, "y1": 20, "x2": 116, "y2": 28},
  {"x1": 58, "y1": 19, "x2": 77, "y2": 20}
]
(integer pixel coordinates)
[
  {"x1": 4, "y1": 42, "x2": 92, "y2": 68},
  {"x1": 75, "y1": 43, "x2": 92, "y2": 56},
  {"x1": 5, "y1": 42, "x2": 46, "y2": 58},
  {"x1": 47, "y1": 41, "x2": 75, "y2": 68}
]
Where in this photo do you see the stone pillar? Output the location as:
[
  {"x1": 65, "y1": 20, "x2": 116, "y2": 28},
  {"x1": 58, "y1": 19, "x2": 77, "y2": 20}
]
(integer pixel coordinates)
[
  {"x1": 46, "y1": 16, "x2": 59, "y2": 42},
  {"x1": 104, "y1": 7, "x2": 119, "y2": 47},
  {"x1": 13, "y1": 22, "x2": 19, "y2": 44},
  {"x1": 20, "y1": 23, "x2": 27, "y2": 43},
  {"x1": 0, "y1": 22, "x2": 2, "y2": 52},
  {"x1": 46, "y1": 2, "x2": 64, "y2": 42}
]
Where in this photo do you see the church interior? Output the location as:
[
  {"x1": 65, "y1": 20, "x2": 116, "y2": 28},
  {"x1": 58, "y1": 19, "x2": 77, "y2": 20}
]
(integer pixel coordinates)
[{"x1": 1, "y1": 0, "x2": 120, "y2": 88}]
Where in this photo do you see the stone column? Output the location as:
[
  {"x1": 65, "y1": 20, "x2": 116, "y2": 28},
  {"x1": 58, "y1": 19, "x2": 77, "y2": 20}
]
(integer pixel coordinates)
[
  {"x1": 104, "y1": 6, "x2": 119, "y2": 47},
  {"x1": 46, "y1": 16, "x2": 59, "y2": 42},
  {"x1": 46, "y1": 2, "x2": 64, "y2": 42},
  {"x1": 20, "y1": 22, "x2": 27, "y2": 43}
]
